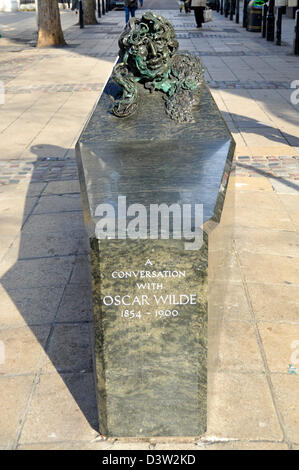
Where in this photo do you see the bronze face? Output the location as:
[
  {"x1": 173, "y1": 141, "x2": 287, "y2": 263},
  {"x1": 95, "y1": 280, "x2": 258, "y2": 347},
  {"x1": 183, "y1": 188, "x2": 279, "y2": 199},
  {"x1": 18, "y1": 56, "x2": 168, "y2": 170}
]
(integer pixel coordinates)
[
  {"x1": 112, "y1": 11, "x2": 204, "y2": 122},
  {"x1": 120, "y1": 12, "x2": 178, "y2": 79}
]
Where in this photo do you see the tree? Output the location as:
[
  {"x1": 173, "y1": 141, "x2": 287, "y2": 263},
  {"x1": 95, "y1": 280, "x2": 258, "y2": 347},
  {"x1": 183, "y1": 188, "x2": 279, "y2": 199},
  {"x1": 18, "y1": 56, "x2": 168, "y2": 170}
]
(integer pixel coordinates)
[
  {"x1": 37, "y1": 0, "x2": 66, "y2": 47},
  {"x1": 83, "y1": 0, "x2": 98, "y2": 25}
]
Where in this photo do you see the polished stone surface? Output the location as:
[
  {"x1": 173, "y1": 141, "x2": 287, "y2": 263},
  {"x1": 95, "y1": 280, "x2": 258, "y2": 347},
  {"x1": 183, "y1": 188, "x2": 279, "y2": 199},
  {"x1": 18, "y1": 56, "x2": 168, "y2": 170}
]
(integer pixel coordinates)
[{"x1": 76, "y1": 78, "x2": 235, "y2": 437}]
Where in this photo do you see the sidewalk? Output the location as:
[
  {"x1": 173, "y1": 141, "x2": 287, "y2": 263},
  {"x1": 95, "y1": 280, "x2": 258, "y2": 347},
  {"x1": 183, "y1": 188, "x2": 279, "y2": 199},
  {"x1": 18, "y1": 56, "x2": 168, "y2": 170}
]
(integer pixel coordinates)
[{"x1": 0, "y1": 8, "x2": 298, "y2": 450}]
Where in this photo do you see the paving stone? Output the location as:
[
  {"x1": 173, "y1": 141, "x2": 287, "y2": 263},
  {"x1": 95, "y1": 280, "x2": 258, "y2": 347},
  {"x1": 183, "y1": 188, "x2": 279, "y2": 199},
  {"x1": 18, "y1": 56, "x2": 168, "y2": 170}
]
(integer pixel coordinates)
[
  {"x1": 109, "y1": 441, "x2": 152, "y2": 450},
  {"x1": 0, "y1": 375, "x2": 34, "y2": 450},
  {"x1": 0, "y1": 325, "x2": 50, "y2": 375},
  {"x1": 56, "y1": 284, "x2": 93, "y2": 323},
  {"x1": 17, "y1": 439, "x2": 153, "y2": 450},
  {"x1": 228, "y1": 175, "x2": 274, "y2": 192},
  {"x1": 234, "y1": 204, "x2": 295, "y2": 231},
  {"x1": 0, "y1": 285, "x2": 64, "y2": 327},
  {"x1": 239, "y1": 252, "x2": 299, "y2": 286},
  {"x1": 69, "y1": 255, "x2": 92, "y2": 285},
  {"x1": 152, "y1": 442, "x2": 199, "y2": 450},
  {"x1": 278, "y1": 194, "x2": 299, "y2": 230},
  {"x1": 17, "y1": 440, "x2": 115, "y2": 450},
  {"x1": 32, "y1": 194, "x2": 82, "y2": 214},
  {"x1": 0, "y1": 256, "x2": 75, "y2": 289},
  {"x1": 234, "y1": 227, "x2": 299, "y2": 258},
  {"x1": 43, "y1": 324, "x2": 93, "y2": 374},
  {"x1": 209, "y1": 281, "x2": 251, "y2": 322},
  {"x1": 271, "y1": 375, "x2": 299, "y2": 444},
  {"x1": 40, "y1": 180, "x2": 80, "y2": 195},
  {"x1": 19, "y1": 372, "x2": 98, "y2": 444},
  {"x1": 21, "y1": 212, "x2": 85, "y2": 234},
  {"x1": 196, "y1": 441, "x2": 289, "y2": 450},
  {"x1": 0, "y1": 194, "x2": 37, "y2": 217},
  {"x1": 207, "y1": 372, "x2": 283, "y2": 440},
  {"x1": 247, "y1": 283, "x2": 299, "y2": 324},
  {"x1": 217, "y1": 321, "x2": 264, "y2": 372},
  {"x1": 12, "y1": 230, "x2": 89, "y2": 259},
  {"x1": 232, "y1": 191, "x2": 295, "y2": 230},
  {"x1": 258, "y1": 323, "x2": 299, "y2": 374},
  {"x1": 208, "y1": 242, "x2": 243, "y2": 281}
]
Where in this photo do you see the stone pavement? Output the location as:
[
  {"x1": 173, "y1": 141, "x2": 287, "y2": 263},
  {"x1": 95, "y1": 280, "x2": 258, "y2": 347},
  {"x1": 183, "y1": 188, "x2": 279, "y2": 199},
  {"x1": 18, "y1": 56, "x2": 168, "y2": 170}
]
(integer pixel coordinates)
[{"x1": 0, "y1": 7, "x2": 298, "y2": 451}]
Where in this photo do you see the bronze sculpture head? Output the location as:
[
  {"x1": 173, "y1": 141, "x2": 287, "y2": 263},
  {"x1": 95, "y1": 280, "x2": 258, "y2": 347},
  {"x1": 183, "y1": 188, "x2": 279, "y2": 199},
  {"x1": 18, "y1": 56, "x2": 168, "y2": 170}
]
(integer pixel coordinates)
[{"x1": 112, "y1": 11, "x2": 205, "y2": 123}]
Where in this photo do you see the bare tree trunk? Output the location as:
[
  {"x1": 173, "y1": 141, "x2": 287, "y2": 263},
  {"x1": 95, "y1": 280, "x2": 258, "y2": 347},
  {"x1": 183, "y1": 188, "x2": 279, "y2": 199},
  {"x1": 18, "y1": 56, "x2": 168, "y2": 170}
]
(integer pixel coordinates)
[
  {"x1": 37, "y1": 0, "x2": 66, "y2": 47},
  {"x1": 83, "y1": 0, "x2": 98, "y2": 25}
]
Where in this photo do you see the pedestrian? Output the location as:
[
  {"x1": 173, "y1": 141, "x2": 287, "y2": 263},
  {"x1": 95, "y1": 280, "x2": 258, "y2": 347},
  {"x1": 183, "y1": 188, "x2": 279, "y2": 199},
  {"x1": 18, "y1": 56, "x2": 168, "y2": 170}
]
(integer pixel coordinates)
[
  {"x1": 71, "y1": 0, "x2": 79, "y2": 13},
  {"x1": 184, "y1": 0, "x2": 191, "y2": 13},
  {"x1": 61, "y1": 0, "x2": 71, "y2": 8},
  {"x1": 124, "y1": 0, "x2": 138, "y2": 23},
  {"x1": 191, "y1": 0, "x2": 207, "y2": 28},
  {"x1": 139, "y1": 0, "x2": 143, "y2": 7}
]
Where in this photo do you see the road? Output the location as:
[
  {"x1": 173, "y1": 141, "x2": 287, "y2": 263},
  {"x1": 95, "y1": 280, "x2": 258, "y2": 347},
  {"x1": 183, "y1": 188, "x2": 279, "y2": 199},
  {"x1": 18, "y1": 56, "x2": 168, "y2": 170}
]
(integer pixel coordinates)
[{"x1": 140, "y1": 0, "x2": 178, "y2": 10}]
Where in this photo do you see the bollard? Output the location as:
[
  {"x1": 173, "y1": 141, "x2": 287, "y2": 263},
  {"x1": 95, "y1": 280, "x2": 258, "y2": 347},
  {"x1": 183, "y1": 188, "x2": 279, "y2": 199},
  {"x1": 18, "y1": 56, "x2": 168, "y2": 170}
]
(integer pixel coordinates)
[
  {"x1": 294, "y1": 10, "x2": 299, "y2": 54},
  {"x1": 230, "y1": 0, "x2": 234, "y2": 20},
  {"x1": 276, "y1": 6, "x2": 282, "y2": 45},
  {"x1": 266, "y1": 0, "x2": 275, "y2": 41},
  {"x1": 79, "y1": 0, "x2": 84, "y2": 28},
  {"x1": 224, "y1": 0, "x2": 229, "y2": 16},
  {"x1": 243, "y1": 0, "x2": 249, "y2": 27},
  {"x1": 98, "y1": 0, "x2": 101, "y2": 18},
  {"x1": 221, "y1": 0, "x2": 224, "y2": 14},
  {"x1": 261, "y1": 2, "x2": 267, "y2": 37},
  {"x1": 236, "y1": 0, "x2": 240, "y2": 23},
  {"x1": 102, "y1": 0, "x2": 105, "y2": 15}
]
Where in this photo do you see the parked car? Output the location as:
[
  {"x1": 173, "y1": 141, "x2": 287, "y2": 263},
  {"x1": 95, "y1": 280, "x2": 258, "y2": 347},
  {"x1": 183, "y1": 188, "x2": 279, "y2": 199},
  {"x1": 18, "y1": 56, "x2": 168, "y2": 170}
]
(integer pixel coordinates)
[{"x1": 110, "y1": 0, "x2": 125, "y2": 9}]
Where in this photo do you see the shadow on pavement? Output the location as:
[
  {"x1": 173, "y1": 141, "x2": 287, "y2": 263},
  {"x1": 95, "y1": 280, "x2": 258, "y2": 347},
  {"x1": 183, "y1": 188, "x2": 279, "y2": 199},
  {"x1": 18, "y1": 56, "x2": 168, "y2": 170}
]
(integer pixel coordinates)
[{"x1": 0, "y1": 144, "x2": 99, "y2": 434}]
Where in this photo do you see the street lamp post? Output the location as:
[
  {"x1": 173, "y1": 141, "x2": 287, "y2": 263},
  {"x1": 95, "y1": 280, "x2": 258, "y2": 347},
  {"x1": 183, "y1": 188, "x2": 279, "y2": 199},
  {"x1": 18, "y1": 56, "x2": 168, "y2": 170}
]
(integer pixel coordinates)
[
  {"x1": 243, "y1": 0, "x2": 249, "y2": 28},
  {"x1": 266, "y1": 0, "x2": 275, "y2": 41},
  {"x1": 224, "y1": 0, "x2": 229, "y2": 16},
  {"x1": 276, "y1": 6, "x2": 282, "y2": 45},
  {"x1": 236, "y1": 0, "x2": 240, "y2": 23},
  {"x1": 261, "y1": 2, "x2": 268, "y2": 38},
  {"x1": 79, "y1": 0, "x2": 84, "y2": 28},
  {"x1": 230, "y1": 0, "x2": 234, "y2": 20}
]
